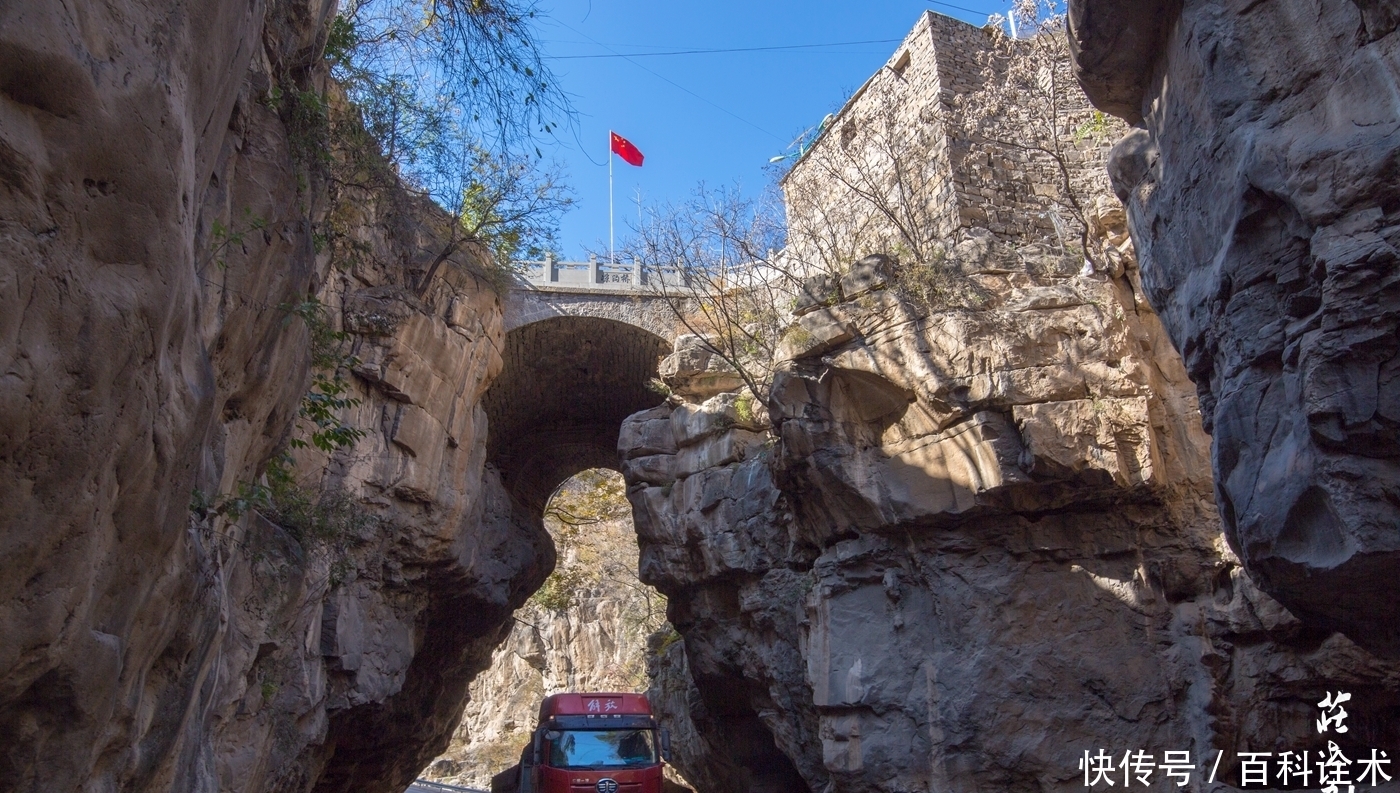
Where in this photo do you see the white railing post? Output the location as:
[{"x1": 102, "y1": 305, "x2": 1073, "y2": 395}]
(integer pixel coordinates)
[
  {"x1": 588, "y1": 253, "x2": 599, "y2": 285},
  {"x1": 632, "y1": 257, "x2": 642, "y2": 286},
  {"x1": 545, "y1": 251, "x2": 556, "y2": 282}
]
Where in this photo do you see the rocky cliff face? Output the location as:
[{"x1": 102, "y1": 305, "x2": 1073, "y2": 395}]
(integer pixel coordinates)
[
  {"x1": 224, "y1": 204, "x2": 550, "y2": 793},
  {"x1": 12, "y1": 0, "x2": 1400, "y2": 789},
  {"x1": 0, "y1": 0, "x2": 548, "y2": 790},
  {"x1": 425, "y1": 589, "x2": 656, "y2": 789},
  {"x1": 1068, "y1": 0, "x2": 1400, "y2": 656},
  {"x1": 423, "y1": 472, "x2": 668, "y2": 790},
  {"x1": 621, "y1": 244, "x2": 1400, "y2": 793}
]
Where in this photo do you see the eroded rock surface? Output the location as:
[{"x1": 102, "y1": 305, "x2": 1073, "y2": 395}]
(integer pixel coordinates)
[
  {"x1": 0, "y1": 0, "x2": 320, "y2": 787},
  {"x1": 621, "y1": 246, "x2": 1400, "y2": 793},
  {"x1": 1069, "y1": 0, "x2": 1400, "y2": 655},
  {"x1": 267, "y1": 246, "x2": 551, "y2": 793},
  {"x1": 423, "y1": 475, "x2": 671, "y2": 790},
  {"x1": 0, "y1": 0, "x2": 550, "y2": 790}
]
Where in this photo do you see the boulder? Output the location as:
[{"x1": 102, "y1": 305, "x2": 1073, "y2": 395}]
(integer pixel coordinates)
[
  {"x1": 792, "y1": 272, "x2": 841, "y2": 316},
  {"x1": 837, "y1": 253, "x2": 897, "y2": 300},
  {"x1": 658, "y1": 335, "x2": 745, "y2": 399}
]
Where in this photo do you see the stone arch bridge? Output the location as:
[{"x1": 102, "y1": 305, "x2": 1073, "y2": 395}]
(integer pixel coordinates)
[{"x1": 485, "y1": 260, "x2": 685, "y2": 515}]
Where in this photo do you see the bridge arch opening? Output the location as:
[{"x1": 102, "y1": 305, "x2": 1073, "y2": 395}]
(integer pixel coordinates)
[
  {"x1": 458, "y1": 314, "x2": 669, "y2": 783},
  {"x1": 483, "y1": 315, "x2": 671, "y2": 516},
  {"x1": 448, "y1": 313, "x2": 807, "y2": 793}
]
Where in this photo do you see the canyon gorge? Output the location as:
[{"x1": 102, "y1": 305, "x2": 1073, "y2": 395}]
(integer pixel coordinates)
[{"x1": 1, "y1": 0, "x2": 1399, "y2": 792}]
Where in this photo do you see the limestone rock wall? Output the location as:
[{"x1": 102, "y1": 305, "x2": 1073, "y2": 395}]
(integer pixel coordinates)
[
  {"x1": 646, "y1": 639, "x2": 729, "y2": 793},
  {"x1": 423, "y1": 506, "x2": 664, "y2": 790},
  {"x1": 1068, "y1": 0, "x2": 1400, "y2": 656},
  {"x1": 0, "y1": 0, "x2": 549, "y2": 790},
  {"x1": 0, "y1": 0, "x2": 322, "y2": 787},
  {"x1": 225, "y1": 225, "x2": 551, "y2": 793},
  {"x1": 620, "y1": 246, "x2": 1400, "y2": 793}
]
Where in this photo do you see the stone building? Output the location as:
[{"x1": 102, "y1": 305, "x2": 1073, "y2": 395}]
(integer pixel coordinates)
[{"x1": 781, "y1": 10, "x2": 1117, "y2": 268}]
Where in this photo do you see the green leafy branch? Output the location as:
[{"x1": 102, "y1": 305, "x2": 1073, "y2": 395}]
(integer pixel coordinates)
[
  {"x1": 195, "y1": 452, "x2": 376, "y2": 549},
  {"x1": 280, "y1": 298, "x2": 366, "y2": 452},
  {"x1": 193, "y1": 299, "x2": 367, "y2": 544},
  {"x1": 290, "y1": 373, "x2": 366, "y2": 453},
  {"x1": 206, "y1": 208, "x2": 269, "y2": 270},
  {"x1": 1073, "y1": 110, "x2": 1114, "y2": 144}
]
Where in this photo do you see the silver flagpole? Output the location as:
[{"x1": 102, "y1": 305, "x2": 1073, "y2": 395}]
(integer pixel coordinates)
[{"x1": 609, "y1": 131, "x2": 615, "y2": 264}]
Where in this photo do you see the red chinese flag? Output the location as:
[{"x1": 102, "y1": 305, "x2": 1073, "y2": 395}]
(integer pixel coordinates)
[{"x1": 610, "y1": 131, "x2": 644, "y2": 167}]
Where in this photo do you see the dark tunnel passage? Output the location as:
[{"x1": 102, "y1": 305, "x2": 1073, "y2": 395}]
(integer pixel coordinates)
[{"x1": 483, "y1": 315, "x2": 671, "y2": 516}]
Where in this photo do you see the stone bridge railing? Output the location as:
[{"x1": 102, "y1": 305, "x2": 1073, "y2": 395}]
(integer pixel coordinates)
[{"x1": 516, "y1": 255, "x2": 686, "y2": 291}]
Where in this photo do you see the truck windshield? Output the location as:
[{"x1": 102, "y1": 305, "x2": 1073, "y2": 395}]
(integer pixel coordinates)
[{"x1": 548, "y1": 729, "x2": 657, "y2": 769}]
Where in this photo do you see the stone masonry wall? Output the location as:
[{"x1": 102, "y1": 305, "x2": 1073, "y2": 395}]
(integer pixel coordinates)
[
  {"x1": 782, "y1": 11, "x2": 1118, "y2": 266},
  {"x1": 501, "y1": 286, "x2": 682, "y2": 338},
  {"x1": 782, "y1": 11, "x2": 959, "y2": 265}
]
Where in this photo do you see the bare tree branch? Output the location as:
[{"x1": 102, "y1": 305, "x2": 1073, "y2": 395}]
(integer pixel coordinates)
[{"x1": 621, "y1": 185, "x2": 806, "y2": 402}]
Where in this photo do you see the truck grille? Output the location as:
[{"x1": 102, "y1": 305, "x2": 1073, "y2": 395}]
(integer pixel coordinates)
[{"x1": 570, "y1": 784, "x2": 643, "y2": 793}]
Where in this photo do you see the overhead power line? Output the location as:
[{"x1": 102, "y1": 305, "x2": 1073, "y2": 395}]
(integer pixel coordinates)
[
  {"x1": 552, "y1": 21, "x2": 787, "y2": 144},
  {"x1": 544, "y1": 39, "x2": 902, "y2": 60},
  {"x1": 925, "y1": 0, "x2": 996, "y2": 17}
]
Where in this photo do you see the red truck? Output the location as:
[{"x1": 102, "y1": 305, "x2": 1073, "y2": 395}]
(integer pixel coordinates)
[{"x1": 514, "y1": 692, "x2": 672, "y2": 793}]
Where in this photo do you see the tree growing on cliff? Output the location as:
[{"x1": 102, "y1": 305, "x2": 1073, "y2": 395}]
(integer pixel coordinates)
[
  {"x1": 959, "y1": 0, "x2": 1121, "y2": 266},
  {"x1": 620, "y1": 184, "x2": 798, "y2": 402},
  {"x1": 326, "y1": 0, "x2": 565, "y2": 157},
  {"x1": 782, "y1": 103, "x2": 948, "y2": 273},
  {"x1": 777, "y1": 102, "x2": 999, "y2": 311},
  {"x1": 318, "y1": 0, "x2": 572, "y2": 291}
]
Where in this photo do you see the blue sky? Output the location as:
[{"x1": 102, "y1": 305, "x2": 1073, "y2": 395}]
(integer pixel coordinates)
[{"x1": 528, "y1": 0, "x2": 1009, "y2": 260}]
